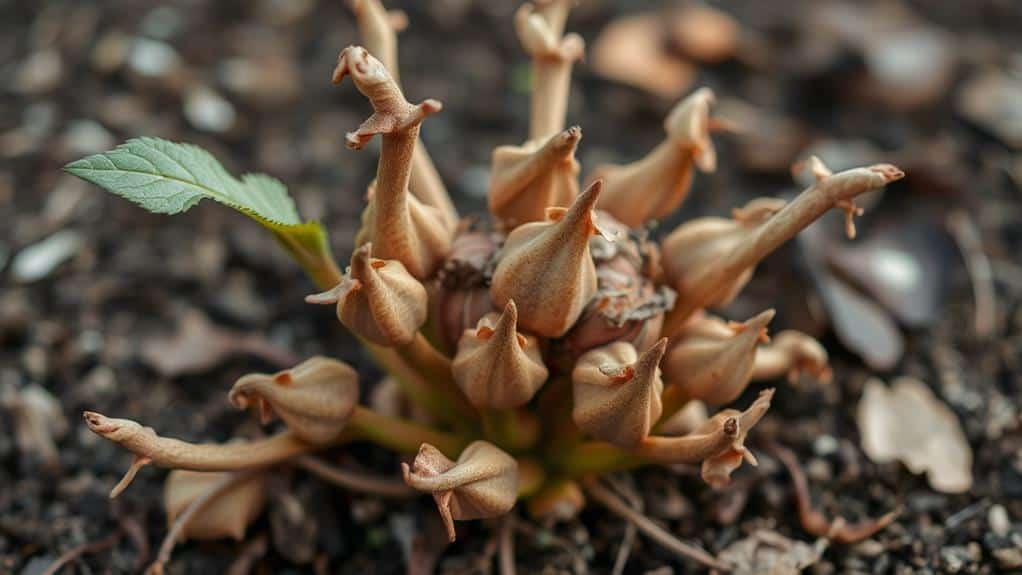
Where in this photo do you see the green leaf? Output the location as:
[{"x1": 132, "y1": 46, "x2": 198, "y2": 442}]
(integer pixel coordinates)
[
  {"x1": 64, "y1": 137, "x2": 301, "y2": 226},
  {"x1": 66, "y1": 137, "x2": 343, "y2": 289}
]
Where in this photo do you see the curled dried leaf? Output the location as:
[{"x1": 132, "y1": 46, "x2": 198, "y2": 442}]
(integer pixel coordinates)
[
  {"x1": 634, "y1": 389, "x2": 774, "y2": 489},
  {"x1": 857, "y1": 377, "x2": 972, "y2": 493},
  {"x1": 515, "y1": 2, "x2": 584, "y2": 140},
  {"x1": 591, "y1": 13, "x2": 694, "y2": 99},
  {"x1": 402, "y1": 441, "x2": 519, "y2": 542},
  {"x1": 334, "y1": 46, "x2": 450, "y2": 278},
  {"x1": 751, "y1": 331, "x2": 831, "y2": 384},
  {"x1": 593, "y1": 88, "x2": 720, "y2": 227},
  {"x1": 163, "y1": 470, "x2": 268, "y2": 541},
  {"x1": 489, "y1": 126, "x2": 581, "y2": 229},
  {"x1": 661, "y1": 198, "x2": 785, "y2": 311},
  {"x1": 572, "y1": 339, "x2": 667, "y2": 447},
  {"x1": 663, "y1": 310, "x2": 774, "y2": 406},
  {"x1": 228, "y1": 356, "x2": 359, "y2": 445},
  {"x1": 306, "y1": 243, "x2": 428, "y2": 347},
  {"x1": 490, "y1": 181, "x2": 603, "y2": 337},
  {"x1": 452, "y1": 301, "x2": 549, "y2": 409},
  {"x1": 662, "y1": 158, "x2": 904, "y2": 332},
  {"x1": 1, "y1": 383, "x2": 68, "y2": 471}
]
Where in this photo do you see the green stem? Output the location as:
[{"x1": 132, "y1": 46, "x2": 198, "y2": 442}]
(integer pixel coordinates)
[
  {"x1": 553, "y1": 441, "x2": 647, "y2": 478},
  {"x1": 271, "y1": 228, "x2": 343, "y2": 291},
  {"x1": 347, "y1": 406, "x2": 467, "y2": 458},
  {"x1": 482, "y1": 408, "x2": 539, "y2": 453},
  {"x1": 538, "y1": 376, "x2": 584, "y2": 456},
  {"x1": 396, "y1": 334, "x2": 478, "y2": 423}
]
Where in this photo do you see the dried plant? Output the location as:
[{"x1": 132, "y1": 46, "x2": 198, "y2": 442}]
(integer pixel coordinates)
[{"x1": 63, "y1": 1, "x2": 905, "y2": 570}]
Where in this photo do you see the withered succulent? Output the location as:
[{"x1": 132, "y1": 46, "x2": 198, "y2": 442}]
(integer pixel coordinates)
[{"x1": 65, "y1": 0, "x2": 906, "y2": 570}]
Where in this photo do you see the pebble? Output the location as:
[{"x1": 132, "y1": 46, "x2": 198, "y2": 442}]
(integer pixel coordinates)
[
  {"x1": 127, "y1": 37, "x2": 181, "y2": 79},
  {"x1": 940, "y1": 543, "x2": 981, "y2": 572},
  {"x1": 139, "y1": 5, "x2": 185, "y2": 40},
  {"x1": 864, "y1": 27, "x2": 954, "y2": 110},
  {"x1": 813, "y1": 434, "x2": 839, "y2": 456},
  {"x1": 13, "y1": 50, "x2": 63, "y2": 94},
  {"x1": 957, "y1": 71, "x2": 1022, "y2": 149},
  {"x1": 184, "y1": 86, "x2": 237, "y2": 133},
  {"x1": 988, "y1": 504, "x2": 1011, "y2": 537},
  {"x1": 61, "y1": 119, "x2": 115, "y2": 157},
  {"x1": 11, "y1": 230, "x2": 82, "y2": 283}
]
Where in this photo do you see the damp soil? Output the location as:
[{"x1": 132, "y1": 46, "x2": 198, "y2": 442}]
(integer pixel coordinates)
[{"x1": 2, "y1": 1, "x2": 1021, "y2": 573}]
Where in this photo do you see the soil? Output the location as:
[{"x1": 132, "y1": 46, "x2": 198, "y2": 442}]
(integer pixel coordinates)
[{"x1": 2, "y1": 1, "x2": 1021, "y2": 574}]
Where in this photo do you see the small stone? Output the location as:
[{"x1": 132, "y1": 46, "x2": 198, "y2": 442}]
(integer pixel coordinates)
[
  {"x1": 852, "y1": 539, "x2": 885, "y2": 558},
  {"x1": 219, "y1": 55, "x2": 301, "y2": 107},
  {"x1": 184, "y1": 86, "x2": 236, "y2": 134},
  {"x1": 13, "y1": 50, "x2": 63, "y2": 94},
  {"x1": 957, "y1": 71, "x2": 1022, "y2": 149},
  {"x1": 90, "y1": 31, "x2": 129, "y2": 74},
  {"x1": 807, "y1": 458, "x2": 832, "y2": 482},
  {"x1": 864, "y1": 27, "x2": 954, "y2": 110},
  {"x1": 993, "y1": 547, "x2": 1022, "y2": 570},
  {"x1": 139, "y1": 6, "x2": 185, "y2": 40},
  {"x1": 11, "y1": 230, "x2": 82, "y2": 283},
  {"x1": 813, "y1": 434, "x2": 839, "y2": 456},
  {"x1": 988, "y1": 504, "x2": 1011, "y2": 537},
  {"x1": 127, "y1": 37, "x2": 181, "y2": 79},
  {"x1": 61, "y1": 119, "x2": 115, "y2": 157}
]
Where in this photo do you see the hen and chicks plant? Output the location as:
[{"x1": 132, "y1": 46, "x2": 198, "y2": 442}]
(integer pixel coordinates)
[{"x1": 66, "y1": 0, "x2": 905, "y2": 568}]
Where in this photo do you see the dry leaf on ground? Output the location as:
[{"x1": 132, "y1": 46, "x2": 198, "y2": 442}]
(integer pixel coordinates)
[{"x1": 857, "y1": 377, "x2": 972, "y2": 493}]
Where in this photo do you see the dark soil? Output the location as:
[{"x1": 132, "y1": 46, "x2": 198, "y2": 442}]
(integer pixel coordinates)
[{"x1": 2, "y1": 1, "x2": 1021, "y2": 573}]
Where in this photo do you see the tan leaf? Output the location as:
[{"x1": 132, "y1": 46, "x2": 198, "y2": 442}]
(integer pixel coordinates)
[{"x1": 857, "y1": 377, "x2": 972, "y2": 493}]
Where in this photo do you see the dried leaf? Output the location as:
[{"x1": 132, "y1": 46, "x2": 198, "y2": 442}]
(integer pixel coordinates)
[
  {"x1": 717, "y1": 529, "x2": 826, "y2": 575},
  {"x1": 591, "y1": 14, "x2": 694, "y2": 99},
  {"x1": 1, "y1": 383, "x2": 68, "y2": 471},
  {"x1": 141, "y1": 310, "x2": 297, "y2": 378},
  {"x1": 163, "y1": 470, "x2": 268, "y2": 541},
  {"x1": 857, "y1": 377, "x2": 972, "y2": 493}
]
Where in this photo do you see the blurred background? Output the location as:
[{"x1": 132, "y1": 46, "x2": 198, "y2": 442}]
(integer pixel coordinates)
[{"x1": 2, "y1": 0, "x2": 1022, "y2": 573}]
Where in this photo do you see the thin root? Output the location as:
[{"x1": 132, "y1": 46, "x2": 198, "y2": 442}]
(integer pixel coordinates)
[
  {"x1": 946, "y1": 209, "x2": 997, "y2": 338},
  {"x1": 583, "y1": 478, "x2": 732, "y2": 572},
  {"x1": 41, "y1": 532, "x2": 123, "y2": 575},
  {"x1": 769, "y1": 443, "x2": 900, "y2": 544},
  {"x1": 297, "y1": 455, "x2": 416, "y2": 498},
  {"x1": 498, "y1": 514, "x2": 516, "y2": 575},
  {"x1": 146, "y1": 469, "x2": 263, "y2": 574}
]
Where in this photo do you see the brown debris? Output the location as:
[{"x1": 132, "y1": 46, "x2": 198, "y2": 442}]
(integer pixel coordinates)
[{"x1": 770, "y1": 443, "x2": 900, "y2": 545}]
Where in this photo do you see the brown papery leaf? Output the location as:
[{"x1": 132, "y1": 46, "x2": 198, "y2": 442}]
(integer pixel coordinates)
[
  {"x1": 857, "y1": 377, "x2": 972, "y2": 493},
  {"x1": 163, "y1": 470, "x2": 268, "y2": 541},
  {"x1": 591, "y1": 13, "x2": 694, "y2": 99},
  {"x1": 141, "y1": 310, "x2": 298, "y2": 378},
  {"x1": 717, "y1": 529, "x2": 826, "y2": 575}
]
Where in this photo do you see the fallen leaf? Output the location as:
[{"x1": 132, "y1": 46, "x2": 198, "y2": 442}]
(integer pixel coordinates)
[
  {"x1": 591, "y1": 14, "x2": 694, "y2": 99},
  {"x1": 164, "y1": 470, "x2": 268, "y2": 541},
  {"x1": 141, "y1": 310, "x2": 299, "y2": 377},
  {"x1": 857, "y1": 377, "x2": 973, "y2": 493},
  {"x1": 669, "y1": 4, "x2": 741, "y2": 64},
  {"x1": 0, "y1": 383, "x2": 68, "y2": 471},
  {"x1": 717, "y1": 529, "x2": 827, "y2": 575},
  {"x1": 957, "y1": 71, "x2": 1022, "y2": 149}
]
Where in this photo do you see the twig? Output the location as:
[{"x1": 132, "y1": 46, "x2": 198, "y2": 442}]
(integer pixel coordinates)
[
  {"x1": 583, "y1": 478, "x2": 731, "y2": 572},
  {"x1": 297, "y1": 455, "x2": 415, "y2": 498},
  {"x1": 226, "y1": 532, "x2": 269, "y2": 575},
  {"x1": 146, "y1": 469, "x2": 262, "y2": 574},
  {"x1": 946, "y1": 210, "x2": 997, "y2": 338},
  {"x1": 604, "y1": 475, "x2": 639, "y2": 575},
  {"x1": 768, "y1": 443, "x2": 900, "y2": 544},
  {"x1": 41, "y1": 531, "x2": 123, "y2": 575},
  {"x1": 498, "y1": 514, "x2": 516, "y2": 575}
]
